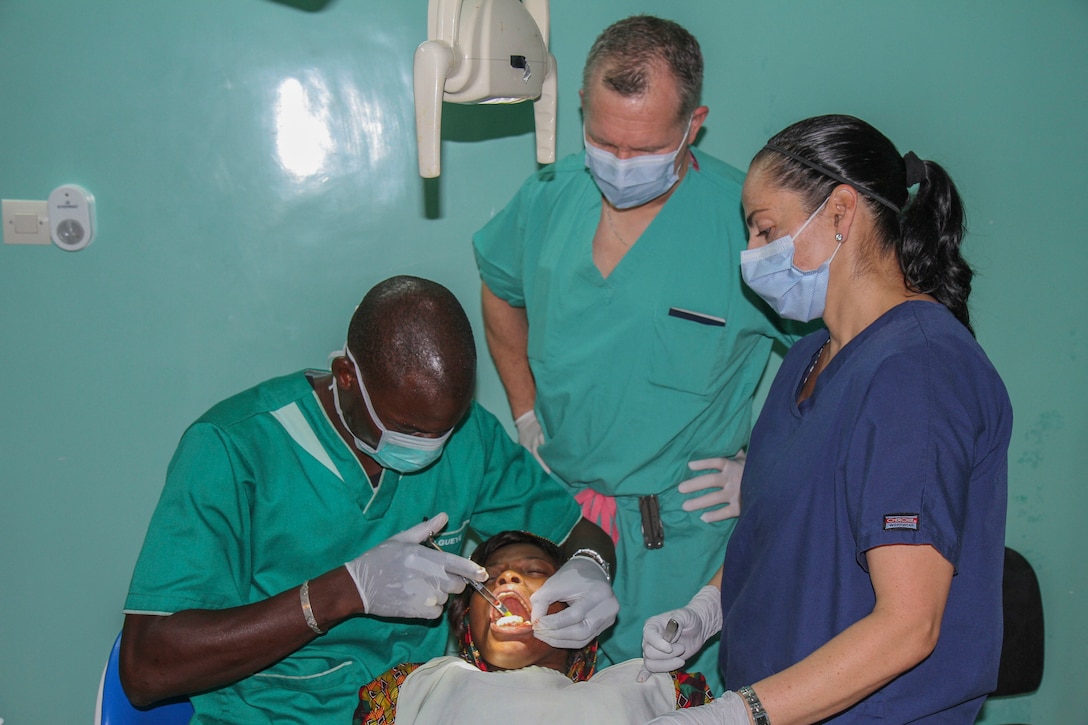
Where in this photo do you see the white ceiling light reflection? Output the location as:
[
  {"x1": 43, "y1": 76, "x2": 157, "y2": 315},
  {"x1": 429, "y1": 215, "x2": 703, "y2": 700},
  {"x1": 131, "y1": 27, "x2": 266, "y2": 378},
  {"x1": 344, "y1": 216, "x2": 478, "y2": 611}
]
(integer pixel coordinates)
[
  {"x1": 344, "y1": 82, "x2": 395, "y2": 171},
  {"x1": 269, "y1": 65, "x2": 407, "y2": 206},
  {"x1": 274, "y1": 76, "x2": 333, "y2": 179}
]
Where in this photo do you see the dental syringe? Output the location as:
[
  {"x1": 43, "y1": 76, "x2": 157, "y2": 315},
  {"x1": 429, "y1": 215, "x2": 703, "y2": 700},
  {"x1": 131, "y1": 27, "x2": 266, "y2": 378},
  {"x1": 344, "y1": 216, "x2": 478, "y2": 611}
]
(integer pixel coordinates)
[{"x1": 425, "y1": 536, "x2": 514, "y2": 618}]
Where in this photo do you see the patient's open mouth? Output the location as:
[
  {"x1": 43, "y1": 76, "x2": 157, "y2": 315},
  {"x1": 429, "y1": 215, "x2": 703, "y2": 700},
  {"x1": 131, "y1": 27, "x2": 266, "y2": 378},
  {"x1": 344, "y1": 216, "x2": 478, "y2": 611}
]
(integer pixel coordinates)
[{"x1": 491, "y1": 591, "x2": 532, "y2": 631}]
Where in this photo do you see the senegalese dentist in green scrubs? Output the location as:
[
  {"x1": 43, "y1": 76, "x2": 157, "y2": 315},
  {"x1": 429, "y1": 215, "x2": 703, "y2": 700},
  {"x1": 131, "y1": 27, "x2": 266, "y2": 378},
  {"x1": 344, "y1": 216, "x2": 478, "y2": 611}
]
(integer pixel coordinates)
[{"x1": 119, "y1": 276, "x2": 617, "y2": 724}]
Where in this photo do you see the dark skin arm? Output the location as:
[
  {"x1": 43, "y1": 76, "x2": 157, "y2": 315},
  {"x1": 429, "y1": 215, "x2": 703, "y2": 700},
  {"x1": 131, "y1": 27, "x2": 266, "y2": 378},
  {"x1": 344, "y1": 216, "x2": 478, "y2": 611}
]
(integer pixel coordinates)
[
  {"x1": 119, "y1": 567, "x2": 363, "y2": 707},
  {"x1": 121, "y1": 519, "x2": 613, "y2": 707},
  {"x1": 561, "y1": 517, "x2": 617, "y2": 579}
]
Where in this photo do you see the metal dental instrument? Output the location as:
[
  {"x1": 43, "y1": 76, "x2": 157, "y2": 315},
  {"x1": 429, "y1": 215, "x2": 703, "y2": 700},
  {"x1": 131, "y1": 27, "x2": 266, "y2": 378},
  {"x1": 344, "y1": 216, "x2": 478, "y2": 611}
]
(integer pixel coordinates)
[
  {"x1": 425, "y1": 536, "x2": 513, "y2": 618},
  {"x1": 665, "y1": 618, "x2": 681, "y2": 643},
  {"x1": 463, "y1": 574, "x2": 516, "y2": 619}
]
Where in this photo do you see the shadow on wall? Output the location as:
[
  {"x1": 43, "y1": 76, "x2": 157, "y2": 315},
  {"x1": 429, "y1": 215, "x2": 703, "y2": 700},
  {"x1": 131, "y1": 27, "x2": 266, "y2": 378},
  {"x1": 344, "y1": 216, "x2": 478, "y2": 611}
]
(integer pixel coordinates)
[
  {"x1": 442, "y1": 102, "x2": 536, "y2": 143},
  {"x1": 264, "y1": 0, "x2": 337, "y2": 12},
  {"x1": 421, "y1": 103, "x2": 538, "y2": 219}
]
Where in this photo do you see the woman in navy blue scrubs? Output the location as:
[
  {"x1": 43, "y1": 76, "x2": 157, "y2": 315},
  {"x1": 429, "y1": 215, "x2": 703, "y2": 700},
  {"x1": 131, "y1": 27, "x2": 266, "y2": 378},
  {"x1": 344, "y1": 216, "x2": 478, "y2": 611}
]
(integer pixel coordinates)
[{"x1": 641, "y1": 115, "x2": 1012, "y2": 725}]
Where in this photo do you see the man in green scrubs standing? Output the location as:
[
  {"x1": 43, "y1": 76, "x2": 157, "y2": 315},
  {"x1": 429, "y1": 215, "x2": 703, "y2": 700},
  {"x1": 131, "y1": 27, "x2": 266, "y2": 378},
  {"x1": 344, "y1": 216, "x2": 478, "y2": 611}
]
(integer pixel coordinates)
[
  {"x1": 119, "y1": 276, "x2": 617, "y2": 724},
  {"x1": 473, "y1": 17, "x2": 791, "y2": 692}
]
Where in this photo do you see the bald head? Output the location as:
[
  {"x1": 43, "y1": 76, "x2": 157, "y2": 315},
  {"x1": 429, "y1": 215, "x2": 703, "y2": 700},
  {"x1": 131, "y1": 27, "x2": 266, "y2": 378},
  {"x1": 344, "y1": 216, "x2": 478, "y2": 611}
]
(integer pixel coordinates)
[{"x1": 347, "y1": 276, "x2": 476, "y2": 401}]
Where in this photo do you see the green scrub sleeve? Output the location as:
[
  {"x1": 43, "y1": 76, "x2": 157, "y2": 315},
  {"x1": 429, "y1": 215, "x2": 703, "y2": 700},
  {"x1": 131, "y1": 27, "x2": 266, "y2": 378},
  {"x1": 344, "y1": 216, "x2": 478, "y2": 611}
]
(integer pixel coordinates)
[
  {"x1": 125, "y1": 422, "x2": 251, "y2": 613},
  {"x1": 472, "y1": 179, "x2": 533, "y2": 308}
]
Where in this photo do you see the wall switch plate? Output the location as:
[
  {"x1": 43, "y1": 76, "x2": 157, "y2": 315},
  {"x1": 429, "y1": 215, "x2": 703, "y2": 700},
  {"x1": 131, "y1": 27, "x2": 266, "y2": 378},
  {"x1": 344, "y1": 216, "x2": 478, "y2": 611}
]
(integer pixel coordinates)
[{"x1": 2, "y1": 199, "x2": 51, "y2": 245}]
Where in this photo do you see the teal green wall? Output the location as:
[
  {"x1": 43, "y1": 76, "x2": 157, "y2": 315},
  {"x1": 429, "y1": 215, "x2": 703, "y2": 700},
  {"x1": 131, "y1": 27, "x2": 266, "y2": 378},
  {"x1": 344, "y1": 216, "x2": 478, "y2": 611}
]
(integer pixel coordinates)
[{"x1": 1, "y1": 1, "x2": 1083, "y2": 722}]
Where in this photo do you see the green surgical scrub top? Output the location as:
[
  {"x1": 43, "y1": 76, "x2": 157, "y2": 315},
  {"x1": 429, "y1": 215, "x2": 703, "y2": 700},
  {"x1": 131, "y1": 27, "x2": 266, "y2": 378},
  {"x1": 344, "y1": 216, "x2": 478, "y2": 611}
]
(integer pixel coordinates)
[
  {"x1": 124, "y1": 371, "x2": 581, "y2": 724},
  {"x1": 473, "y1": 150, "x2": 793, "y2": 688}
]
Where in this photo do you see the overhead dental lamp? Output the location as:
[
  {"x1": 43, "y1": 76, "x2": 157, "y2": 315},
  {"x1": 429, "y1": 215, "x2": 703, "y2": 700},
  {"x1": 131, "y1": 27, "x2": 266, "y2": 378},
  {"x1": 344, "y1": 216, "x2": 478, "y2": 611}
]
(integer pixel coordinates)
[{"x1": 413, "y1": 0, "x2": 557, "y2": 178}]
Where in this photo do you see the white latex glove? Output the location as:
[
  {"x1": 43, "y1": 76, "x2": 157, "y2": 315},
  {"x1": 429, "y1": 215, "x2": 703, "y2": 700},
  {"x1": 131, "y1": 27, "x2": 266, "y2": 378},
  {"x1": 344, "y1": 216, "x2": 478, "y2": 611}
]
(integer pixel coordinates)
[
  {"x1": 343, "y1": 513, "x2": 486, "y2": 620},
  {"x1": 514, "y1": 409, "x2": 551, "y2": 473},
  {"x1": 644, "y1": 691, "x2": 750, "y2": 725},
  {"x1": 529, "y1": 555, "x2": 619, "y2": 648},
  {"x1": 678, "y1": 451, "x2": 745, "y2": 523},
  {"x1": 640, "y1": 585, "x2": 723, "y2": 677}
]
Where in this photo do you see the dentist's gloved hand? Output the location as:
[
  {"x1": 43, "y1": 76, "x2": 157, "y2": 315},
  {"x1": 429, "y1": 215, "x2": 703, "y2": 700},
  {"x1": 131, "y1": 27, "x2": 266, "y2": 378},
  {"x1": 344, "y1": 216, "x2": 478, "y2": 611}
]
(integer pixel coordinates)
[
  {"x1": 640, "y1": 585, "x2": 722, "y2": 677},
  {"x1": 678, "y1": 451, "x2": 745, "y2": 523},
  {"x1": 644, "y1": 691, "x2": 751, "y2": 725},
  {"x1": 514, "y1": 409, "x2": 551, "y2": 473},
  {"x1": 344, "y1": 513, "x2": 486, "y2": 620},
  {"x1": 530, "y1": 555, "x2": 618, "y2": 648}
]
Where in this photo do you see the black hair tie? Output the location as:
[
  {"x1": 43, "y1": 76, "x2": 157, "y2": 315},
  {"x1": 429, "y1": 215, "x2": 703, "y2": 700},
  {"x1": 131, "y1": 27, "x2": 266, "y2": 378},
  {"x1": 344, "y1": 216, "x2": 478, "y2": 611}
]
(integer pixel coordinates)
[
  {"x1": 903, "y1": 151, "x2": 926, "y2": 188},
  {"x1": 763, "y1": 143, "x2": 901, "y2": 213}
]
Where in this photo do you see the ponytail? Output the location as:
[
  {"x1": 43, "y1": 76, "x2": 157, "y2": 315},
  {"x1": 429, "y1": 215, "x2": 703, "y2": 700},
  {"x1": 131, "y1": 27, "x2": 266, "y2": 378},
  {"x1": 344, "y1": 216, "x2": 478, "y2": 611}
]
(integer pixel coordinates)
[
  {"x1": 755, "y1": 115, "x2": 975, "y2": 335},
  {"x1": 898, "y1": 159, "x2": 974, "y2": 335}
]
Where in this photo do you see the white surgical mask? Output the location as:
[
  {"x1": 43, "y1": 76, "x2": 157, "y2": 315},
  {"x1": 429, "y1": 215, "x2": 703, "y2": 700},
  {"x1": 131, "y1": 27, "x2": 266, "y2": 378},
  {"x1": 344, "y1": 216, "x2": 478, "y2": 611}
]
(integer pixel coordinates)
[
  {"x1": 330, "y1": 346, "x2": 452, "y2": 473},
  {"x1": 583, "y1": 117, "x2": 692, "y2": 209},
  {"x1": 740, "y1": 197, "x2": 841, "y2": 322}
]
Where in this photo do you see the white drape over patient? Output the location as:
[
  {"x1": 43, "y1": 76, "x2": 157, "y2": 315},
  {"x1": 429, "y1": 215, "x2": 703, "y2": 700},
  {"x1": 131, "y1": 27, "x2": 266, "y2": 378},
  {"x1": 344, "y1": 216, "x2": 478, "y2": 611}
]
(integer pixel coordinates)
[{"x1": 395, "y1": 658, "x2": 678, "y2": 724}]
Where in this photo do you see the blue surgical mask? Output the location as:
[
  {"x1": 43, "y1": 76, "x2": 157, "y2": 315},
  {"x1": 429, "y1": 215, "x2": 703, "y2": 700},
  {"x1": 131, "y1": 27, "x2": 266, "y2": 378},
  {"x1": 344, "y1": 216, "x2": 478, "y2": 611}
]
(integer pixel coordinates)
[
  {"x1": 740, "y1": 197, "x2": 841, "y2": 322},
  {"x1": 583, "y1": 117, "x2": 692, "y2": 209},
  {"x1": 330, "y1": 346, "x2": 452, "y2": 474}
]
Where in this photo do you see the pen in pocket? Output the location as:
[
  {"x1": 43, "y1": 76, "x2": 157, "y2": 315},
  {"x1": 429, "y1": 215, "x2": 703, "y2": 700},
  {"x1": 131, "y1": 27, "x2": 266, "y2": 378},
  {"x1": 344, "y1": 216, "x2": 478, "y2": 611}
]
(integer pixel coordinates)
[{"x1": 668, "y1": 307, "x2": 726, "y2": 327}]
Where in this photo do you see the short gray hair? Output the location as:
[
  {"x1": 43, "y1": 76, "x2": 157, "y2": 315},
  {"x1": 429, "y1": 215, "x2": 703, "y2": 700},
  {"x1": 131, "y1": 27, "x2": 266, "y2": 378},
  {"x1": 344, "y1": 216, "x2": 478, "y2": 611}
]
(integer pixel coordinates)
[{"x1": 582, "y1": 15, "x2": 703, "y2": 122}]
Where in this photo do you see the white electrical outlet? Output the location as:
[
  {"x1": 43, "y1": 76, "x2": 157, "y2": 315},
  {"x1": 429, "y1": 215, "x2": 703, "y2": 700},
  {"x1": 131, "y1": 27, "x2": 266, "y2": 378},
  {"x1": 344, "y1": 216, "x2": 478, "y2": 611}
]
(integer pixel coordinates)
[{"x1": 48, "y1": 184, "x2": 96, "y2": 251}]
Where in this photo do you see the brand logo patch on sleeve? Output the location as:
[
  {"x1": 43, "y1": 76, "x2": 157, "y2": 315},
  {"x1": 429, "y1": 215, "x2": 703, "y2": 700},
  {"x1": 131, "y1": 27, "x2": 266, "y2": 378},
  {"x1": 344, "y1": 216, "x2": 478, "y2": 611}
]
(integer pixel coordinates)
[{"x1": 883, "y1": 513, "x2": 920, "y2": 531}]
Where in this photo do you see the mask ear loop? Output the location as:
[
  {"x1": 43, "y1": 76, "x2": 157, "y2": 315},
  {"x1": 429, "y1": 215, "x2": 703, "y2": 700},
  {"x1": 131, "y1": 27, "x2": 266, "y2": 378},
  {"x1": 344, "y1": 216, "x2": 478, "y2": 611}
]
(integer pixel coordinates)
[
  {"x1": 794, "y1": 195, "x2": 831, "y2": 242},
  {"x1": 329, "y1": 344, "x2": 389, "y2": 456},
  {"x1": 344, "y1": 345, "x2": 453, "y2": 453},
  {"x1": 329, "y1": 371, "x2": 374, "y2": 455},
  {"x1": 790, "y1": 195, "x2": 845, "y2": 274}
]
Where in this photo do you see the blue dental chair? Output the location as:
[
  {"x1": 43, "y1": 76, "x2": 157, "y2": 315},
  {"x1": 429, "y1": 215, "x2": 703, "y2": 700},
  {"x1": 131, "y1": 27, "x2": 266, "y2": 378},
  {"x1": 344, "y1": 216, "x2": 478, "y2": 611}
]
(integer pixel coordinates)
[{"x1": 95, "y1": 632, "x2": 194, "y2": 725}]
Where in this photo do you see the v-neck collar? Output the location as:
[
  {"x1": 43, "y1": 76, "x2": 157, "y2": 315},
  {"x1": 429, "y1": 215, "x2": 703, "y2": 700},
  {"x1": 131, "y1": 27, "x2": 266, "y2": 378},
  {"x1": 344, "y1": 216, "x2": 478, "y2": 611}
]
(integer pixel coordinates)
[
  {"x1": 580, "y1": 155, "x2": 696, "y2": 289},
  {"x1": 297, "y1": 374, "x2": 401, "y2": 518}
]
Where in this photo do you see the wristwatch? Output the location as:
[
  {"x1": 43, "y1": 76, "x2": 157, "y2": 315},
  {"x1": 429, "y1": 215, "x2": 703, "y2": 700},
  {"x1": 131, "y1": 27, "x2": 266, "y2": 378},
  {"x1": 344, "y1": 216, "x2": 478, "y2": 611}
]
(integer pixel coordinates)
[
  {"x1": 571, "y1": 548, "x2": 611, "y2": 582},
  {"x1": 738, "y1": 685, "x2": 770, "y2": 725}
]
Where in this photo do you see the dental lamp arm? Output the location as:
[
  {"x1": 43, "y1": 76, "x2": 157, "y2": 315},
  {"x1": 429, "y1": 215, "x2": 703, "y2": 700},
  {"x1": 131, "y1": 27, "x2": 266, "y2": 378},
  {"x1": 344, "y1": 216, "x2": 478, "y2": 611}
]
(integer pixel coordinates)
[{"x1": 413, "y1": 39, "x2": 455, "y2": 178}]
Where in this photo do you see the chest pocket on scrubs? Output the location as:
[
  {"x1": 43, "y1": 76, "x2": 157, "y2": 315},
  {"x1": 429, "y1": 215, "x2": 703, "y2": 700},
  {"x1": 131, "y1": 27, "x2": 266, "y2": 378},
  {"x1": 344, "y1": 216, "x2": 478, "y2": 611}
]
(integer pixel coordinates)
[
  {"x1": 648, "y1": 309, "x2": 729, "y2": 396},
  {"x1": 217, "y1": 657, "x2": 361, "y2": 722}
]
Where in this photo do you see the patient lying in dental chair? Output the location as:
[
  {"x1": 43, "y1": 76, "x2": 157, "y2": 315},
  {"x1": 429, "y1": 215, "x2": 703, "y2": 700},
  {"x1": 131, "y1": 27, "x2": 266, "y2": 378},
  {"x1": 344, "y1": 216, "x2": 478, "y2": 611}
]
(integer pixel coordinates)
[{"x1": 353, "y1": 530, "x2": 712, "y2": 725}]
